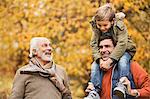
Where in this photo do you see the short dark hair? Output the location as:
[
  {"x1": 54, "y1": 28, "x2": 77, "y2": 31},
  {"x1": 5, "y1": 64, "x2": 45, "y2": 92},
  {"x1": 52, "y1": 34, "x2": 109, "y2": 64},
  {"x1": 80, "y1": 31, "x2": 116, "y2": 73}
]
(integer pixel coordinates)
[{"x1": 99, "y1": 33, "x2": 116, "y2": 46}]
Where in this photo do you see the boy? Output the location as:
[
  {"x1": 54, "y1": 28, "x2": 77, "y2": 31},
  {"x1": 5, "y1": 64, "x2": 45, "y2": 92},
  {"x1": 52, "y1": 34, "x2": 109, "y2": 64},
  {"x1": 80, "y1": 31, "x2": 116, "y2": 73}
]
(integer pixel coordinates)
[{"x1": 85, "y1": 3, "x2": 136, "y2": 99}]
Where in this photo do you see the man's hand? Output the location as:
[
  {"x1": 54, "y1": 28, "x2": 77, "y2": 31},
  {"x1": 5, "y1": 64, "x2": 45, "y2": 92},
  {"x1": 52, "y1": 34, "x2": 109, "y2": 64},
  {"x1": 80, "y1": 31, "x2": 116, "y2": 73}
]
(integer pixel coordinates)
[
  {"x1": 85, "y1": 82, "x2": 94, "y2": 93},
  {"x1": 120, "y1": 77, "x2": 140, "y2": 97},
  {"x1": 120, "y1": 77, "x2": 131, "y2": 93},
  {"x1": 100, "y1": 58, "x2": 113, "y2": 71}
]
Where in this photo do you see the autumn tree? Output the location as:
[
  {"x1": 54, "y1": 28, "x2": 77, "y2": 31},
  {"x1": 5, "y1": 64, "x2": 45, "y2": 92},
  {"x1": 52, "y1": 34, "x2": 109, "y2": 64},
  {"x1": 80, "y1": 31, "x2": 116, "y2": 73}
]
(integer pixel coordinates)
[{"x1": 0, "y1": 0, "x2": 149, "y2": 98}]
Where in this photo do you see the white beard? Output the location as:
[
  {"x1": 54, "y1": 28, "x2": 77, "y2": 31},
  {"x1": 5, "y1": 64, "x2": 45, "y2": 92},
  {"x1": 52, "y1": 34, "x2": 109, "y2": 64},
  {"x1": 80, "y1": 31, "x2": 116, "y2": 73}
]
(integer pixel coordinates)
[{"x1": 41, "y1": 53, "x2": 53, "y2": 62}]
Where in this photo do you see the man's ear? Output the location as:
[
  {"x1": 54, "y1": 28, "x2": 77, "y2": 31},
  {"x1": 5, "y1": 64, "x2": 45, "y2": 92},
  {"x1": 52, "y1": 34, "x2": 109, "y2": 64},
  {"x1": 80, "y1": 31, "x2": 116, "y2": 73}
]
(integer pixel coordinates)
[{"x1": 32, "y1": 49, "x2": 37, "y2": 56}]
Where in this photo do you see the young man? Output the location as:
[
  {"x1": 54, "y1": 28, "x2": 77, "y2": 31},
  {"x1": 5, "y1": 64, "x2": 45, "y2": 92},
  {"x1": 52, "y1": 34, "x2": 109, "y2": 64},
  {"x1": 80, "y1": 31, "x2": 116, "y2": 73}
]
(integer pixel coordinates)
[
  {"x1": 10, "y1": 37, "x2": 72, "y2": 99},
  {"x1": 85, "y1": 34, "x2": 150, "y2": 99}
]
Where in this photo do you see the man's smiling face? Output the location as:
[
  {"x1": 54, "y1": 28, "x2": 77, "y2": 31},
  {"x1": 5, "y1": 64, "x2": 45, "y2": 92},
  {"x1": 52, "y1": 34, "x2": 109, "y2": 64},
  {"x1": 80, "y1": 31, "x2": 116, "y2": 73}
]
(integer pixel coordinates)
[
  {"x1": 99, "y1": 39, "x2": 114, "y2": 61},
  {"x1": 36, "y1": 39, "x2": 53, "y2": 62}
]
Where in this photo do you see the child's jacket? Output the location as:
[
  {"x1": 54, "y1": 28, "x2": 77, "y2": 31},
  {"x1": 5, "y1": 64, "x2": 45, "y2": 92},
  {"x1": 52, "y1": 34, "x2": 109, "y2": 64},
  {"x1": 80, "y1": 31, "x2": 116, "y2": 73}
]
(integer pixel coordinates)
[{"x1": 90, "y1": 12, "x2": 136, "y2": 61}]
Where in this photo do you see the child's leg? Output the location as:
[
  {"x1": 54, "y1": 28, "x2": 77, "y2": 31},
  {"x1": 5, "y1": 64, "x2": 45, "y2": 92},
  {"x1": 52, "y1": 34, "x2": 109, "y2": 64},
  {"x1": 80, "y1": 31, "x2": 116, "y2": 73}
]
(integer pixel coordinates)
[
  {"x1": 113, "y1": 52, "x2": 131, "y2": 98},
  {"x1": 118, "y1": 52, "x2": 131, "y2": 78},
  {"x1": 90, "y1": 61, "x2": 103, "y2": 92}
]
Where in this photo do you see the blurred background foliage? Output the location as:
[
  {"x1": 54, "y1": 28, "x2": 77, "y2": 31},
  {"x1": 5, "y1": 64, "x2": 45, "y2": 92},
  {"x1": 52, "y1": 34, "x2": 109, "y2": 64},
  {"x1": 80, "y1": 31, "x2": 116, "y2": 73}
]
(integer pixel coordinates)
[{"x1": 0, "y1": 0, "x2": 149, "y2": 98}]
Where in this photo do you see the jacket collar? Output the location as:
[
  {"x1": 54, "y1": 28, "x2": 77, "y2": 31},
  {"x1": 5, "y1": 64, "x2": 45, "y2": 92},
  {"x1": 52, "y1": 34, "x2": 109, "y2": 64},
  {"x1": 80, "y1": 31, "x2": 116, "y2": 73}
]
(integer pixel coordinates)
[{"x1": 20, "y1": 57, "x2": 56, "y2": 77}]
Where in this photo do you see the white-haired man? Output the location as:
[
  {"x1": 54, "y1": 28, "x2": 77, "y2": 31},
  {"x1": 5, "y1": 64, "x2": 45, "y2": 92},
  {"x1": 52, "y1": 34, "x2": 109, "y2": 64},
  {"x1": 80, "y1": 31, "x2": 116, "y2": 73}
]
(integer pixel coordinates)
[{"x1": 10, "y1": 37, "x2": 72, "y2": 99}]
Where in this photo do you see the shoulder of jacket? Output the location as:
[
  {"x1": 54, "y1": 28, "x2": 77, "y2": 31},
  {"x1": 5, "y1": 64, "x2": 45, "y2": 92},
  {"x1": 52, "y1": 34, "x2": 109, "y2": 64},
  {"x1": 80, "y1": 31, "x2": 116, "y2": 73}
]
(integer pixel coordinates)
[
  {"x1": 115, "y1": 12, "x2": 126, "y2": 20},
  {"x1": 55, "y1": 64, "x2": 65, "y2": 72},
  {"x1": 114, "y1": 20, "x2": 125, "y2": 31},
  {"x1": 130, "y1": 61, "x2": 140, "y2": 68},
  {"x1": 17, "y1": 64, "x2": 30, "y2": 71},
  {"x1": 16, "y1": 65, "x2": 31, "y2": 74},
  {"x1": 114, "y1": 12, "x2": 126, "y2": 31},
  {"x1": 90, "y1": 16, "x2": 97, "y2": 29}
]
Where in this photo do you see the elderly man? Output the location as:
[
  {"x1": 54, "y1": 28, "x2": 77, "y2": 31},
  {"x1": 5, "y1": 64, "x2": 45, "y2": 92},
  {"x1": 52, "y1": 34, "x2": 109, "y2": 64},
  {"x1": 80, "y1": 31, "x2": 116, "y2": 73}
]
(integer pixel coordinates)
[
  {"x1": 85, "y1": 34, "x2": 150, "y2": 99},
  {"x1": 10, "y1": 37, "x2": 72, "y2": 99}
]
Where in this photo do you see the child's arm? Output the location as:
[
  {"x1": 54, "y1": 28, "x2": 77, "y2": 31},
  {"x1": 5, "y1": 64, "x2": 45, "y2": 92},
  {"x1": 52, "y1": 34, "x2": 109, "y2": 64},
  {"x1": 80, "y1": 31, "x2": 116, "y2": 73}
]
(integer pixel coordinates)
[
  {"x1": 90, "y1": 18, "x2": 101, "y2": 62},
  {"x1": 109, "y1": 13, "x2": 128, "y2": 61}
]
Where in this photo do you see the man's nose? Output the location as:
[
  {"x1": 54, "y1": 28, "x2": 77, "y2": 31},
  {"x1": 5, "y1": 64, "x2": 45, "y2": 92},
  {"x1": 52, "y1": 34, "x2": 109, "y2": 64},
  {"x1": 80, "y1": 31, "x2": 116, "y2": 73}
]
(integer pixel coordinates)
[
  {"x1": 47, "y1": 46, "x2": 53, "y2": 51},
  {"x1": 101, "y1": 47, "x2": 107, "y2": 53}
]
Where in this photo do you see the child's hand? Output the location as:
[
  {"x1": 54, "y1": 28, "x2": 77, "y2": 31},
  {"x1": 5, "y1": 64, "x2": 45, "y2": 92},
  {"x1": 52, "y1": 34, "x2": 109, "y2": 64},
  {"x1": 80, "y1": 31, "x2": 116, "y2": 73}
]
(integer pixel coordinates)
[{"x1": 100, "y1": 58, "x2": 113, "y2": 71}]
